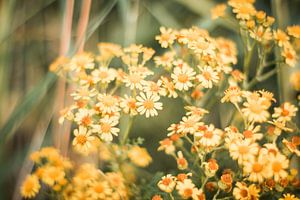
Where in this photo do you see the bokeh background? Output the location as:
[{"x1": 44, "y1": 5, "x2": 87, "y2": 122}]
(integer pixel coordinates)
[{"x1": 0, "y1": 0, "x2": 300, "y2": 199}]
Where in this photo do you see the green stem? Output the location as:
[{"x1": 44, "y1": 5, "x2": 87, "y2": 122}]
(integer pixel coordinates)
[{"x1": 121, "y1": 117, "x2": 134, "y2": 145}]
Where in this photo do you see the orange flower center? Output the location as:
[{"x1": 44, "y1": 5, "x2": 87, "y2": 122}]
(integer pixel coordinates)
[
  {"x1": 238, "y1": 145, "x2": 249, "y2": 154},
  {"x1": 94, "y1": 184, "x2": 104, "y2": 193},
  {"x1": 240, "y1": 189, "x2": 248, "y2": 198},
  {"x1": 102, "y1": 96, "x2": 115, "y2": 107},
  {"x1": 76, "y1": 135, "x2": 87, "y2": 145},
  {"x1": 203, "y1": 131, "x2": 213, "y2": 139},
  {"x1": 99, "y1": 71, "x2": 108, "y2": 79},
  {"x1": 243, "y1": 130, "x2": 253, "y2": 138},
  {"x1": 81, "y1": 116, "x2": 92, "y2": 126},
  {"x1": 183, "y1": 188, "x2": 193, "y2": 197},
  {"x1": 202, "y1": 71, "x2": 212, "y2": 80},
  {"x1": 252, "y1": 163, "x2": 263, "y2": 173},
  {"x1": 272, "y1": 161, "x2": 282, "y2": 173},
  {"x1": 101, "y1": 123, "x2": 111, "y2": 133},
  {"x1": 128, "y1": 100, "x2": 136, "y2": 109},
  {"x1": 178, "y1": 74, "x2": 189, "y2": 83},
  {"x1": 129, "y1": 74, "x2": 141, "y2": 83},
  {"x1": 143, "y1": 100, "x2": 154, "y2": 109},
  {"x1": 281, "y1": 109, "x2": 290, "y2": 116},
  {"x1": 162, "y1": 178, "x2": 171, "y2": 186}
]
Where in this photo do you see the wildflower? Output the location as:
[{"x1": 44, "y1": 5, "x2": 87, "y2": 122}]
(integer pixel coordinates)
[
  {"x1": 178, "y1": 115, "x2": 202, "y2": 135},
  {"x1": 176, "y1": 179, "x2": 196, "y2": 199},
  {"x1": 72, "y1": 126, "x2": 95, "y2": 153},
  {"x1": 69, "y1": 52, "x2": 95, "y2": 72},
  {"x1": 91, "y1": 67, "x2": 116, "y2": 84},
  {"x1": 144, "y1": 80, "x2": 166, "y2": 96},
  {"x1": 229, "y1": 139, "x2": 259, "y2": 165},
  {"x1": 152, "y1": 195, "x2": 163, "y2": 200},
  {"x1": 243, "y1": 151, "x2": 271, "y2": 183},
  {"x1": 189, "y1": 38, "x2": 216, "y2": 56},
  {"x1": 281, "y1": 45, "x2": 297, "y2": 67},
  {"x1": 128, "y1": 146, "x2": 152, "y2": 167},
  {"x1": 120, "y1": 95, "x2": 138, "y2": 116},
  {"x1": 272, "y1": 102, "x2": 298, "y2": 122},
  {"x1": 49, "y1": 56, "x2": 69, "y2": 72},
  {"x1": 249, "y1": 26, "x2": 272, "y2": 42},
  {"x1": 268, "y1": 153, "x2": 289, "y2": 182},
  {"x1": 290, "y1": 70, "x2": 300, "y2": 91},
  {"x1": 287, "y1": 25, "x2": 300, "y2": 38},
  {"x1": 185, "y1": 106, "x2": 209, "y2": 118},
  {"x1": 74, "y1": 108, "x2": 95, "y2": 127},
  {"x1": 97, "y1": 94, "x2": 120, "y2": 114},
  {"x1": 177, "y1": 151, "x2": 188, "y2": 170},
  {"x1": 282, "y1": 139, "x2": 300, "y2": 156},
  {"x1": 123, "y1": 72, "x2": 147, "y2": 90},
  {"x1": 71, "y1": 86, "x2": 97, "y2": 101},
  {"x1": 197, "y1": 66, "x2": 219, "y2": 88},
  {"x1": 87, "y1": 181, "x2": 112, "y2": 199},
  {"x1": 232, "y1": 3, "x2": 256, "y2": 20},
  {"x1": 221, "y1": 86, "x2": 242, "y2": 103},
  {"x1": 195, "y1": 124, "x2": 223, "y2": 148},
  {"x1": 192, "y1": 188, "x2": 206, "y2": 200},
  {"x1": 41, "y1": 166, "x2": 65, "y2": 186},
  {"x1": 242, "y1": 125, "x2": 263, "y2": 141},
  {"x1": 171, "y1": 65, "x2": 196, "y2": 91},
  {"x1": 136, "y1": 92, "x2": 163, "y2": 118},
  {"x1": 211, "y1": 4, "x2": 227, "y2": 19},
  {"x1": 156, "y1": 27, "x2": 176, "y2": 48},
  {"x1": 273, "y1": 29, "x2": 290, "y2": 47},
  {"x1": 216, "y1": 38, "x2": 238, "y2": 65},
  {"x1": 204, "y1": 159, "x2": 219, "y2": 177},
  {"x1": 154, "y1": 51, "x2": 176, "y2": 69},
  {"x1": 158, "y1": 174, "x2": 177, "y2": 193},
  {"x1": 97, "y1": 42, "x2": 122, "y2": 61},
  {"x1": 233, "y1": 182, "x2": 250, "y2": 200},
  {"x1": 167, "y1": 123, "x2": 179, "y2": 136},
  {"x1": 158, "y1": 138, "x2": 175, "y2": 155},
  {"x1": 219, "y1": 172, "x2": 233, "y2": 191},
  {"x1": 161, "y1": 76, "x2": 178, "y2": 98},
  {"x1": 279, "y1": 193, "x2": 300, "y2": 200},
  {"x1": 21, "y1": 175, "x2": 40, "y2": 198},
  {"x1": 93, "y1": 116, "x2": 119, "y2": 142}
]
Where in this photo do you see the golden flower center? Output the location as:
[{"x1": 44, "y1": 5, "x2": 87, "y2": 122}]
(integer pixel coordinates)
[
  {"x1": 252, "y1": 163, "x2": 263, "y2": 173},
  {"x1": 240, "y1": 189, "x2": 248, "y2": 198},
  {"x1": 178, "y1": 74, "x2": 189, "y2": 83},
  {"x1": 143, "y1": 100, "x2": 154, "y2": 109},
  {"x1": 178, "y1": 158, "x2": 187, "y2": 166},
  {"x1": 249, "y1": 103, "x2": 262, "y2": 114},
  {"x1": 76, "y1": 135, "x2": 87, "y2": 145},
  {"x1": 238, "y1": 145, "x2": 249, "y2": 154},
  {"x1": 203, "y1": 131, "x2": 213, "y2": 139},
  {"x1": 161, "y1": 34, "x2": 171, "y2": 42},
  {"x1": 24, "y1": 180, "x2": 34, "y2": 192},
  {"x1": 99, "y1": 71, "x2": 108, "y2": 79},
  {"x1": 101, "y1": 123, "x2": 111, "y2": 133},
  {"x1": 81, "y1": 116, "x2": 91, "y2": 126},
  {"x1": 128, "y1": 100, "x2": 137, "y2": 109},
  {"x1": 281, "y1": 109, "x2": 290, "y2": 116},
  {"x1": 243, "y1": 130, "x2": 253, "y2": 138},
  {"x1": 184, "y1": 188, "x2": 193, "y2": 197},
  {"x1": 272, "y1": 161, "x2": 282, "y2": 173},
  {"x1": 203, "y1": 71, "x2": 212, "y2": 80},
  {"x1": 129, "y1": 74, "x2": 141, "y2": 83},
  {"x1": 162, "y1": 178, "x2": 171, "y2": 186},
  {"x1": 102, "y1": 96, "x2": 115, "y2": 107},
  {"x1": 285, "y1": 51, "x2": 294, "y2": 60},
  {"x1": 94, "y1": 184, "x2": 104, "y2": 193}
]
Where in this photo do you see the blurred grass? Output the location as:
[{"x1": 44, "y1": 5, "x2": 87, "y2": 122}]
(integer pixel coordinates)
[{"x1": 0, "y1": 0, "x2": 299, "y2": 199}]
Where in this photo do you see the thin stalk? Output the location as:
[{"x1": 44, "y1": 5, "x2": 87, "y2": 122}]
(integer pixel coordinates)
[{"x1": 121, "y1": 117, "x2": 134, "y2": 145}]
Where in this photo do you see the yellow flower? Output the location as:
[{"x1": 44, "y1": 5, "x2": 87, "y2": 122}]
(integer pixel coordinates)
[
  {"x1": 69, "y1": 52, "x2": 95, "y2": 72},
  {"x1": 232, "y1": 3, "x2": 256, "y2": 20},
  {"x1": 136, "y1": 92, "x2": 163, "y2": 118},
  {"x1": 274, "y1": 29, "x2": 290, "y2": 47},
  {"x1": 287, "y1": 25, "x2": 300, "y2": 39},
  {"x1": 195, "y1": 124, "x2": 223, "y2": 148},
  {"x1": 128, "y1": 146, "x2": 152, "y2": 167},
  {"x1": 158, "y1": 174, "x2": 177, "y2": 193},
  {"x1": 171, "y1": 64, "x2": 196, "y2": 91},
  {"x1": 281, "y1": 45, "x2": 297, "y2": 67},
  {"x1": 211, "y1": 4, "x2": 227, "y2": 20},
  {"x1": 72, "y1": 126, "x2": 95, "y2": 153},
  {"x1": 176, "y1": 179, "x2": 196, "y2": 199},
  {"x1": 279, "y1": 193, "x2": 300, "y2": 200},
  {"x1": 21, "y1": 175, "x2": 40, "y2": 198},
  {"x1": 155, "y1": 27, "x2": 176, "y2": 48},
  {"x1": 233, "y1": 182, "x2": 250, "y2": 200},
  {"x1": 197, "y1": 66, "x2": 219, "y2": 88},
  {"x1": 290, "y1": 70, "x2": 300, "y2": 91},
  {"x1": 41, "y1": 166, "x2": 65, "y2": 186},
  {"x1": 92, "y1": 116, "x2": 119, "y2": 142},
  {"x1": 229, "y1": 139, "x2": 259, "y2": 165},
  {"x1": 272, "y1": 102, "x2": 298, "y2": 122}
]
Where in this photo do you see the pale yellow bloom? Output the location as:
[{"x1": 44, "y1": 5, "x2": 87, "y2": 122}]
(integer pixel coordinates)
[
  {"x1": 171, "y1": 65, "x2": 196, "y2": 91},
  {"x1": 136, "y1": 92, "x2": 163, "y2": 118},
  {"x1": 158, "y1": 174, "x2": 177, "y2": 193},
  {"x1": 155, "y1": 27, "x2": 176, "y2": 48},
  {"x1": 211, "y1": 4, "x2": 227, "y2": 20},
  {"x1": 73, "y1": 126, "x2": 95, "y2": 153},
  {"x1": 197, "y1": 66, "x2": 219, "y2": 88},
  {"x1": 128, "y1": 146, "x2": 152, "y2": 167}
]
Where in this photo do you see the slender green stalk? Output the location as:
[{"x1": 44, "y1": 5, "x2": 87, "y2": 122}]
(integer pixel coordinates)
[{"x1": 121, "y1": 117, "x2": 134, "y2": 145}]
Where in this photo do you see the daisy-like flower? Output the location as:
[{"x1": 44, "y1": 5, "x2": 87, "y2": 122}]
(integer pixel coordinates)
[
  {"x1": 154, "y1": 51, "x2": 176, "y2": 69},
  {"x1": 243, "y1": 151, "x2": 272, "y2": 183},
  {"x1": 41, "y1": 166, "x2": 65, "y2": 187},
  {"x1": 157, "y1": 174, "x2": 177, "y2": 193},
  {"x1": 229, "y1": 139, "x2": 259, "y2": 165},
  {"x1": 197, "y1": 66, "x2": 219, "y2": 88},
  {"x1": 233, "y1": 182, "x2": 250, "y2": 200},
  {"x1": 185, "y1": 106, "x2": 209, "y2": 118},
  {"x1": 128, "y1": 146, "x2": 152, "y2": 167},
  {"x1": 281, "y1": 45, "x2": 297, "y2": 67},
  {"x1": 273, "y1": 29, "x2": 290, "y2": 47},
  {"x1": 97, "y1": 94, "x2": 120, "y2": 114},
  {"x1": 167, "y1": 123, "x2": 179, "y2": 136},
  {"x1": 143, "y1": 80, "x2": 166, "y2": 96},
  {"x1": 279, "y1": 193, "x2": 300, "y2": 200},
  {"x1": 178, "y1": 115, "x2": 202, "y2": 135},
  {"x1": 211, "y1": 4, "x2": 227, "y2": 20},
  {"x1": 21, "y1": 175, "x2": 41, "y2": 198},
  {"x1": 93, "y1": 116, "x2": 119, "y2": 142},
  {"x1": 232, "y1": 3, "x2": 256, "y2": 20},
  {"x1": 72, "y1": 126, "x2": 95, "y2": 153},
  {"x1": 203, "y1": 159, "x2": 219, "y2": 177},
  {"x1": 171, "y1": 65, "x2": 196, "y2": 91},
  {"x1": 120, "y1": 95, "x2": 138, "y2": 116},
  {"x1": 287, "y1": 25, "x2": 300, "y2": 38},
  {"x1": 188, "y1": 38, "x2": 216, "y2": 57},
  {"x1": 87, "y1": 180, "x2": 112, "y2": 199},
  {"x1": 216, "y1": 37, "x2": 238, "y2": 66},
  {"x1": 272, "y1": 102, "x2": 298, "y2": 122},
  {"x1": 242, "y1": 125, "x2": 263, "y2": 141},
  {"x1": 268, "y1": 152, "x2": 289, "y2": 182},
  {"x1": 155, "y1": 27, "x2": 176, "y2": 48},
  {"x1": 249, "y1": 26, "x2": 272, "y2": 42},
  {"x1": 91, "y1": 67, "x2": 116, "y2": 84},
  {"x1": 177, "y1": 151, "x2": 188, "y2": 170},
  {"x1": 161, "y1": 76, "x2": 178, "y2": 98},
  {"x1": 282, "y1": 139, "x2": 300, "y2": 156},
  {"x1": 290, "y1": 70, "x2": 300, "y2": 91},
  {"x1": 136, "y1": 92, "x2": 163, "y2": 118},
  {"x1": 69, "y1": 52, "x2": 95, "y2": 72},
  {"x1": 74, "y1": 108, "x2": 95, "y2": 127},
  {"x1": 195, "y1": 124, "x2": 223, "y2": 148},
  {"x1": 158, "y1": 138, "x2": 176, "y2": 155},
  {"x1": 123, "y1": 72, "x2": 147, "y2": 90},
  {"x1": 176, "y1": 179, "x2": 196, "y2": 199},
  {"x1": 221, "y1": 86, "x2": 242, "y2": 103},
  {"x1": 242, "y1": 93, "x2": 270, "y2": 123},
  {"x1": 70, "y1": 86, "x2": 97, "y2": 101}
]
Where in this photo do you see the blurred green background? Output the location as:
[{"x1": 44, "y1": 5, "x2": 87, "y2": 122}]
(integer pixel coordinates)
[{"x1": 0, "y1": 0, "x2": 300, "y2": 199}]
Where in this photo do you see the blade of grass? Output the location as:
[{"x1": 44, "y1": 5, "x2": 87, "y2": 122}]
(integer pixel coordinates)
[{"x1": 171, "y1": 0, "x2": 214, "y2": 17}]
